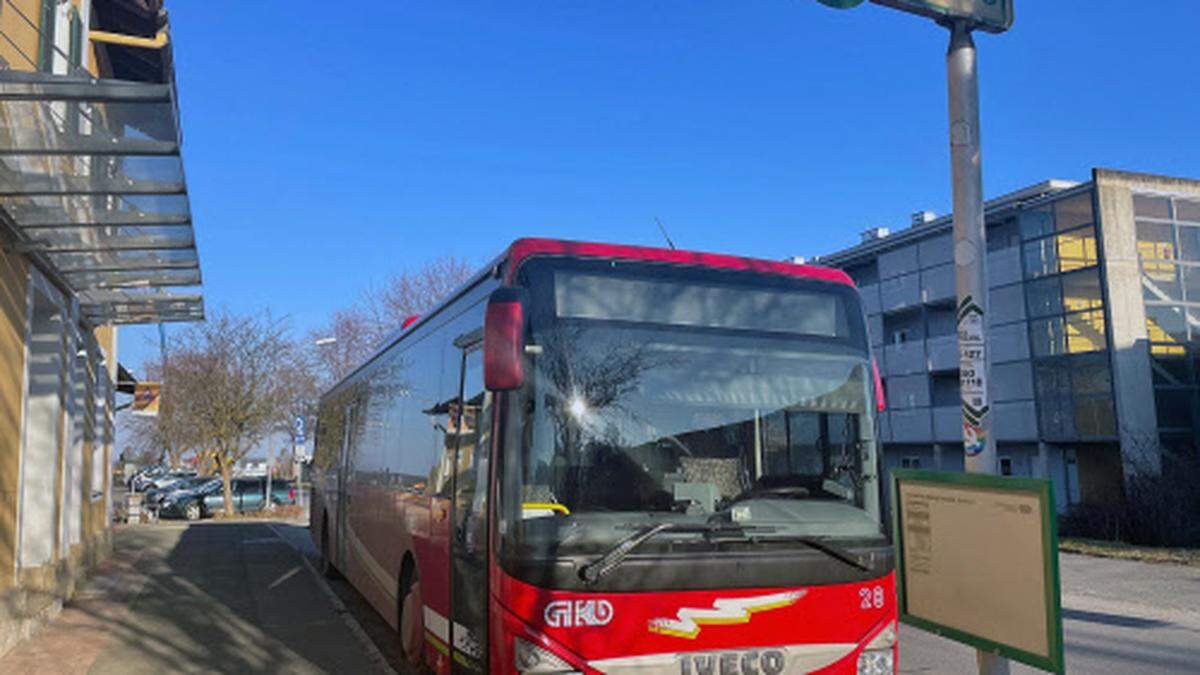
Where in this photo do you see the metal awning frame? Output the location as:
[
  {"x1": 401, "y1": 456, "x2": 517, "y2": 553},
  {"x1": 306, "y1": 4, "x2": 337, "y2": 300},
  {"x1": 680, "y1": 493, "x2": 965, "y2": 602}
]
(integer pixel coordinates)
[{"x1": 0, "y1": 70, "x2": 203, "y2": 325}]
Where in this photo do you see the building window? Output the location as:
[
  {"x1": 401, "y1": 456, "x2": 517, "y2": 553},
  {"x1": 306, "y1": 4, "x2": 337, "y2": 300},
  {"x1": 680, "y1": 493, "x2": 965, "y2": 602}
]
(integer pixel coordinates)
[
  {"x1": 988, "y1": 218, "x2": 1020, "y2": 252},
  {"x1": 1134, "y1": 192, "x2": 1200, "y2": 440},
  {"x1": 1072, "y1": 354, "x2": 1116, "y2": 437},
  {"x1": 1030, "y1": 316, "x2": 1067, "y2": 358},
  {"x1": 1023, "y1": 238, "x2": 1058, "y2": 279},
  {"x1": 1065, "y1": 309, "x2": 1107, "y2": 354},
  {"x1": 1054, "y1": 193, "x2": 1094, "y2": 232},
  {"x1": 1145, "y1": 304, "x2": 1188, "y2": 347},
  {"x1": 1025, "y1": 276, "x2": 1063, "y2": 319},
  {"x1": 1023, "y1": 190, "x2": 1112, "y2": 440},
  {"x1": 1019, "y1": 206, "x2": 1055, "y2": 241},
  {"x1": 1176, "y1": 199, "x2": 1200, "y2": 224},
  {"x1": 1057, "y1": 226, "x2": 1099, "y2": 272},
  {"x1": 1137, "y1": 220, "x2": 1178, "y2": 262},
  {"x1": 1034, "y1": 353, "x2": 1116, "y2": 440},
  {"x1": 901, "y1": 457, "x2": 921, "y2": 469},
  {"x1": 1062, "y1": 268, "x2": 1103, "y2": 312},
  {"x1": 1035, "y1": 360, "x2": 1074, "y2": 438},
  {"x1": 1029, "y1": 308, "x2": 1106, "y2": 357},
  {"x1": 1134, "y1": 194, "x2": 1172, "y2": 220},
  {"x1": 1154, "y1": 388, "x2": 1195, "y2": 431},
  {"x1": 1151, "y1": 351, "x2": 1193, "y2": 386},
  {"x1": 931, "y1": 374, "x2": 960, "y2": 407},
  {"x1": 999, "y1": 457, "x2": 1013, "y2": 476}
]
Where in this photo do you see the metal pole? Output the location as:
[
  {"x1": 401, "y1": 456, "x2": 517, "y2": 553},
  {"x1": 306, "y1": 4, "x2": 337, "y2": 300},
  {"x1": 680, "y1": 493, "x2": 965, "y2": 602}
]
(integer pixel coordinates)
[
  {"x1": 947, "y1": 18, "x2": 1008, "y2": 675},
  {"x1": 265, "y1": 444, "x2": 274, "y2": 511}
]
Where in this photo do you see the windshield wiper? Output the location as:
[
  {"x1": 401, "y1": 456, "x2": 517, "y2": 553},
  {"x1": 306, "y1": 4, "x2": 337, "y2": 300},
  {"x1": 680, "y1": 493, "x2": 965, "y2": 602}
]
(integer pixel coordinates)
[
  {"x1": 578, "y1": 521, "x2": 755, "y2": 584},
  {"x1": 767, "y1": 535, "x2": 873, "y2": 572}
]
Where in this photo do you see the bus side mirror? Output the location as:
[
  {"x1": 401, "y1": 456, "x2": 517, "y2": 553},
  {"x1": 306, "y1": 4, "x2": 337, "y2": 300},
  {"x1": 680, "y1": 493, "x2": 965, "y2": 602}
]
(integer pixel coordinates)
[{"x1": 484, "y1": 287, "x2": 527, "y2": 391}]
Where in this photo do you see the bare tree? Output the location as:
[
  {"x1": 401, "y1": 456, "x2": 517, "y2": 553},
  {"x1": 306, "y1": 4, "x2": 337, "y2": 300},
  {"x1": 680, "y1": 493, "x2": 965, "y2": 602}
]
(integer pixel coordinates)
[
  {"x1": 308, "y1": 309, "x2": 378, "y2": 384},
  {"x1": 375, "y1": 256, "x2": 473, "y2": 322},
  {"x1": 171, "y1": 311, "x2": 310, "y2": 516},
  {"x1": 311, "y1": 256, "x2": 474, "y2": 383}
]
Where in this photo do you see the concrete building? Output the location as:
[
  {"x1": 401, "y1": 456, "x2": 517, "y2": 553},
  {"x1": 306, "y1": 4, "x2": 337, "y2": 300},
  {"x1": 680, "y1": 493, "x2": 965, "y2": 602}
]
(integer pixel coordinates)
[
  {"x1": 814, "y1": 169, "x2": 1200, "y2": 513},
  {"x1": 0, "y1": 0, "x2": 202, "y2": 654}
]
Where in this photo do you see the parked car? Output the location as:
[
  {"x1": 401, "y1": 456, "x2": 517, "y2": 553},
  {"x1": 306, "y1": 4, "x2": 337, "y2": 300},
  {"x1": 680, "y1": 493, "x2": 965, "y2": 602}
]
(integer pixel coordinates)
[
  {"x1": 144, "y1": 476, "x2": 218, "y2": 508},
  {"x1": 159, "y1": 477, "x2": 297, "y2": 521},
  {"x1": 129, "y1": 464, "x2": 169, "y2": 492},
  {"x1": 144, "y1": 470, "x2": 197, "y2": 493}
]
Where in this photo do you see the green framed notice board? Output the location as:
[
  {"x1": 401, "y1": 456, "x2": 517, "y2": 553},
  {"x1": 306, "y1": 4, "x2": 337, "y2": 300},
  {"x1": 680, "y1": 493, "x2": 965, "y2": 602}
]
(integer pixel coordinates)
[{"x1": 891, "y1": 469, "x2": 1064, "y2": 674}]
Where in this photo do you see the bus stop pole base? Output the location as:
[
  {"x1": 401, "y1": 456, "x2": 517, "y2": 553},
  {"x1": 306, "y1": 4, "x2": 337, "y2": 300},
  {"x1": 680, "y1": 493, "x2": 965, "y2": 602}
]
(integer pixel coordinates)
[{"x1": 978, "y1": 650, "x2": 1012, "y2": 675}]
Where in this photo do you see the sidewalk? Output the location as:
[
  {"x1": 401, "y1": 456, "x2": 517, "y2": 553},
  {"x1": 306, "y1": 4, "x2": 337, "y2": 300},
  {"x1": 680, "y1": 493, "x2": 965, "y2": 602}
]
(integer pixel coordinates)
[{"x1": 0, "y1": 521, "x2": 385, "y2": 674}]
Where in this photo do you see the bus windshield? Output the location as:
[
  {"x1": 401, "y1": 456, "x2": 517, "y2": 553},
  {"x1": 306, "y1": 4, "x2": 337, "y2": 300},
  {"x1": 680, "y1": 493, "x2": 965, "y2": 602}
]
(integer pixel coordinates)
[{"x1": 503, "y1": 259, "x2": 883, "y2": 561}]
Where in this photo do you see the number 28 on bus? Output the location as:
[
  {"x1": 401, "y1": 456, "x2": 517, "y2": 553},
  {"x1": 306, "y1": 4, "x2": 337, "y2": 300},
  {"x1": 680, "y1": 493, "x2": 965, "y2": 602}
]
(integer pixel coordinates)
[{"x1": 310, "y1": 238, "x2": 896, "y2": 674}]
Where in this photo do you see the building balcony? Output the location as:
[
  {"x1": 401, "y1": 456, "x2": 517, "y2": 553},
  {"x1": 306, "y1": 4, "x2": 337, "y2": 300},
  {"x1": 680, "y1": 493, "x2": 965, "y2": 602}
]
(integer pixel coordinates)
[
  {"x1": 890, "y1": 408, "x2": 933, "y2": 443},
  {"x1": 933, "y1": 406, "x2": 961, "y2": 443},
  {"x1": 926, "y1": 334, "x2": 958, "y2": 372},
  {"x1": 883, "y1": 341, "x2": 926, "y2": 376}
]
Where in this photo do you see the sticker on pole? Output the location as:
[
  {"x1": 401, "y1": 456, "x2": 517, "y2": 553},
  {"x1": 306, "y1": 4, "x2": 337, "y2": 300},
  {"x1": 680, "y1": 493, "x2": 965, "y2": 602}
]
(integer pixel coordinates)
[{"x1": 957, "y1": 296, "x2": 988, "y2": 456}]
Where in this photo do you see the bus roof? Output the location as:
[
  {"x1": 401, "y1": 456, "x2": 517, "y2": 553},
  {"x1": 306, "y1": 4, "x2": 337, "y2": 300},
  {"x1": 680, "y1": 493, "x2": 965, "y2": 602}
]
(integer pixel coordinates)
[{"x1": 505, "y1": 238, "x2": 855, "y2": 287}]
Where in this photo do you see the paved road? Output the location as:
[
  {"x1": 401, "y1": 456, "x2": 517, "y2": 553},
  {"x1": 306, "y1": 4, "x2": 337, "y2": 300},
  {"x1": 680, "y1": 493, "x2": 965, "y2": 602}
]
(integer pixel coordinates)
[
  {"x1": 0, "y1": 522, "x2": 385, "y2": 674},
  {"x1": 5, "y1": 522, "x2": 1195, "y2": 674},
  {"x1": 901, "y1": 553, "x2": 1200, "y2": 674}
]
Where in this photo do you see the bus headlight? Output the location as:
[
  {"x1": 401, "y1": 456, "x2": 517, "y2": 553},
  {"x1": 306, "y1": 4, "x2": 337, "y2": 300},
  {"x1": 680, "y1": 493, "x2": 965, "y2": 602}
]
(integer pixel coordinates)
[
  {"x1": 856, "y1": 648, "x2": 894, "y2": 675},
  {"x1": 857, "y1": 621, "x2": 896, "y2": 675},
  {"x1": 513, "y1": 636, "x2": 581, "y2": 674}
]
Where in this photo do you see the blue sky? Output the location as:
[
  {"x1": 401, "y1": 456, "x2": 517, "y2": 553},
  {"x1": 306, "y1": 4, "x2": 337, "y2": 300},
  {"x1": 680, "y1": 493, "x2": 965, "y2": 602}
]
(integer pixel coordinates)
[{"x1": 118, "y1": 1, "x2": 1200, "y2": 369}]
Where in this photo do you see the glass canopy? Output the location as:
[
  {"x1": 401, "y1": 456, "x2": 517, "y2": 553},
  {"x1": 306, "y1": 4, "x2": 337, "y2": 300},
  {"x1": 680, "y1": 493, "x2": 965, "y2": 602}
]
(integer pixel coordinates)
[{"x1": 0, "y1": 70, "x2": 202, "y2": 324}]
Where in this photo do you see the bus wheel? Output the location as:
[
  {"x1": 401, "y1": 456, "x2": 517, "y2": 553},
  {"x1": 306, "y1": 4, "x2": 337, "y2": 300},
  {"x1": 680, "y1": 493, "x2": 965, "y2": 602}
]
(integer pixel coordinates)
[
  {"x1": 320, "y1": 513, "x2": 341, "y2": 580},
  {"x1": 398, "y1": 562, "x2": 423, "y2": 665}
]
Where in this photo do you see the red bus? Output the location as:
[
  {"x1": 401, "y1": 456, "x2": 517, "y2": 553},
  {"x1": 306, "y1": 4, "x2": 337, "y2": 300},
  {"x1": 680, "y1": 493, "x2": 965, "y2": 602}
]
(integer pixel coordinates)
[{"x1": 311, "y1": 238, "x2": 896, "y2": 674}]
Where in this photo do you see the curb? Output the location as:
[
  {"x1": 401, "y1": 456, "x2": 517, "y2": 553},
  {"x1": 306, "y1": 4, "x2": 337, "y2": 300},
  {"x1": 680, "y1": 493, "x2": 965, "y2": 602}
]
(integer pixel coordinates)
[{"x1": 267, "y1": 523, "x2": 398, "y2": 675}]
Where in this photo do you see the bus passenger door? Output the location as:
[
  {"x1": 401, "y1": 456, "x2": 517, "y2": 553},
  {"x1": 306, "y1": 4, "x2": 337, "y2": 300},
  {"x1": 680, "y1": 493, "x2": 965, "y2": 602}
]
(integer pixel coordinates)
[
  {"x1": 336, "y1": 404, "x2": 355, "y2": 569},
  {"x1": 450, "y1": 342, "x2": 490, "y2": 672}
]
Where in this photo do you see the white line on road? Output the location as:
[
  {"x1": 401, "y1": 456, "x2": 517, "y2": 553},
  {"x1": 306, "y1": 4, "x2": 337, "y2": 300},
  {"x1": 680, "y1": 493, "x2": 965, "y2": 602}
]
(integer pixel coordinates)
[
  {"x1": 267, "y1": 565, "x2": 302, "y2": 590},
  {"x1": 266, "y1": 522, "x2": 398, "y2": 675}
]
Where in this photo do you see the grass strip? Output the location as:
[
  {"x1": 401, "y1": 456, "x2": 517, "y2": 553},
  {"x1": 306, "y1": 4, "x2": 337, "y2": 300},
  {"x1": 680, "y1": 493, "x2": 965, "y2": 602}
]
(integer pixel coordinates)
[{"x1": 1060, "y1": 537, "x2": 1200, "y2": 568}]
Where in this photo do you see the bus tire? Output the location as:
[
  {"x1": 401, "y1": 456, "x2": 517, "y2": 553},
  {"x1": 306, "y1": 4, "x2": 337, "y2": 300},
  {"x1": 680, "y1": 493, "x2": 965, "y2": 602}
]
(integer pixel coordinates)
[
  {"x1": 320, "y1": 512, "x2": 341, "y2": 580},
  {"x1": 398, "y1": 557, "x2": 423, "y2": 665}
]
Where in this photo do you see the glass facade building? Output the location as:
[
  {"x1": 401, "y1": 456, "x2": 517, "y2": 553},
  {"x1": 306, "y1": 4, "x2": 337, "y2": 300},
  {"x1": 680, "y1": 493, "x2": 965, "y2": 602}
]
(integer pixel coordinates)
[
  {"x1": 1133, "y1": 194, "x2": 1200, "y2": 451},
  {"x1": 814, "y1": 169, "x2": 1200, "y2": 512}
]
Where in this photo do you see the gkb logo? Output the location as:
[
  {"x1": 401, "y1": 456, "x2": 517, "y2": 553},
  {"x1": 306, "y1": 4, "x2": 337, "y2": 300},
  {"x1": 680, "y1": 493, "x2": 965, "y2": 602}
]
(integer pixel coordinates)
[{"x1": 544, "y1": 599, "x2": 614, "y2": 628}]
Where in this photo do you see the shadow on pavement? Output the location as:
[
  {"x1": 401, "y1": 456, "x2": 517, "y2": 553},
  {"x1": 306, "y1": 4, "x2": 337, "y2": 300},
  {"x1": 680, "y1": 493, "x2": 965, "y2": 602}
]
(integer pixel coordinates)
[
  {"x1": 269, "y1": 522, "x2": 412, "y2": 674},
  {"x1": 1063, "y1": 607, "x2": 1171, "y2": 629},
  {"x1": 44, "y1": 522, "x2": 383, "y2": 674}
]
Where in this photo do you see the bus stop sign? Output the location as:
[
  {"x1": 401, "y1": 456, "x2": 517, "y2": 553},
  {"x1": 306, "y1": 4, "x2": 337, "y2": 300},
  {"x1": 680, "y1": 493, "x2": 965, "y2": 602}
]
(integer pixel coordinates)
[{"x1": 871, "y1": 0, "x2": 1014, "y2": 33}]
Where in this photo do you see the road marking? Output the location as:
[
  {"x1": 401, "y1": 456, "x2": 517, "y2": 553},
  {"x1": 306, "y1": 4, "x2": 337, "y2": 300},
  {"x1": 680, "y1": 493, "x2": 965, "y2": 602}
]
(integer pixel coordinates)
[
  {"x1": 268, "y1": 565, "x2": 302, "y2": 590},
  {"x1": 266, "y1": 522, "x2": 398, "y2": 675}
]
